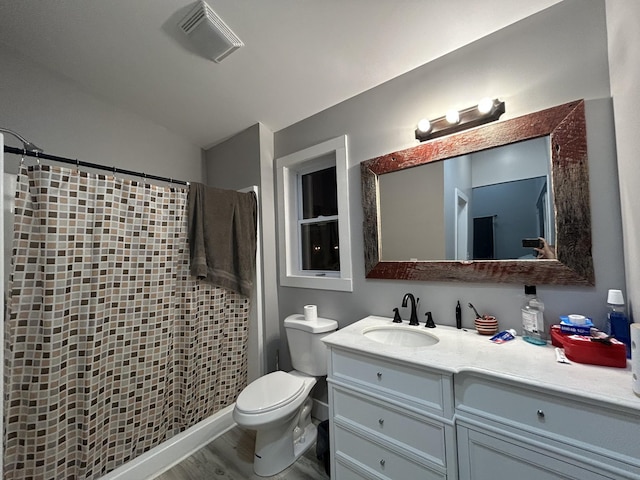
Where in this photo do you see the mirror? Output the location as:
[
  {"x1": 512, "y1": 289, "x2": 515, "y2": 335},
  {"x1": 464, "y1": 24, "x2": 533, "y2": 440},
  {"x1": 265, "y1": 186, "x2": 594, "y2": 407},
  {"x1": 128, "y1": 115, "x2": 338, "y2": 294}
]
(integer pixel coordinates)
[
  {"x1": 361, "y1": 100, "x2": 594, "y2": 285},
  {"x1": 378, "y1": 137, "x2": 554, "y2": 261}
]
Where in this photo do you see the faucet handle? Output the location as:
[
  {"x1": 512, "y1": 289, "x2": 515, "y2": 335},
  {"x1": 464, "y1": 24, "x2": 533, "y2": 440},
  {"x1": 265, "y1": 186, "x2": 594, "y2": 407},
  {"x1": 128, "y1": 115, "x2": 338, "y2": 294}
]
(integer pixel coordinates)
[
  {"x1": 392, "y1": 307, "x2": 402, "y2": 323},
  {"x1": 425, "y1": 311, "x2": 436, "y2": 328}
]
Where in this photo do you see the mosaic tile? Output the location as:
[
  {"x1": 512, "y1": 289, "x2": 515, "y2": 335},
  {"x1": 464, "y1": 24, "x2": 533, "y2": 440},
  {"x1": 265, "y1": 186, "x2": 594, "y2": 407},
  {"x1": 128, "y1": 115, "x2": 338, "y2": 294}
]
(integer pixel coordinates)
[{"x1": 4, "y1": 165, "x2": 249, "y2": 480}]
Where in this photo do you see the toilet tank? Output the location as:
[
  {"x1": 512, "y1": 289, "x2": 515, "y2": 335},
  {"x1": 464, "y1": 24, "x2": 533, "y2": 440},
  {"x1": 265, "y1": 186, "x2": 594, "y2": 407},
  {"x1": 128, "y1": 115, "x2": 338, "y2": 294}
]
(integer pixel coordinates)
[{"x1": 284, "y1": 314, "x2": 338, "y2": 376}]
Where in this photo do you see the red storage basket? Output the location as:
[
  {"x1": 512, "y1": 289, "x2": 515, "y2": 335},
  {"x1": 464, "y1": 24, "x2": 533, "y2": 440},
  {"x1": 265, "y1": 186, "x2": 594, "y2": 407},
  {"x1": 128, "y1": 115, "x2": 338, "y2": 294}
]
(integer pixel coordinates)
[{"x1": 550, "y1": 325, "x2": 627, "y2": 368}]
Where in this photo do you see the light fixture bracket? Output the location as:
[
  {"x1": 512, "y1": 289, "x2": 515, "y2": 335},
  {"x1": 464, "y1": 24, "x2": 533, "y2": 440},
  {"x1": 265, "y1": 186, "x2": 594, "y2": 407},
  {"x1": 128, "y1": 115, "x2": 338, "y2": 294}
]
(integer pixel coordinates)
[{"x1": 415, "y1": 99, "x2": 505, "y2": 142}]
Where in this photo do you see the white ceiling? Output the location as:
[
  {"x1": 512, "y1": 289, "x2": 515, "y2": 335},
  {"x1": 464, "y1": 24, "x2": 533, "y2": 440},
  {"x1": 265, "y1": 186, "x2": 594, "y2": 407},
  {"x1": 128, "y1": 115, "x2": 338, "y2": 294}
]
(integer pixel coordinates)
[{"x1": 0, "y1": 1, "x2": 561, "y2": 149}]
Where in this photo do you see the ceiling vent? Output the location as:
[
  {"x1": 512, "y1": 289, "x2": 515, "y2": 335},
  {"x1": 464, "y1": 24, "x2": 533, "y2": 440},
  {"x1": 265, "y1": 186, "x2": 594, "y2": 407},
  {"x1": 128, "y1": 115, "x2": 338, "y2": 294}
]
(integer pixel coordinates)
[{"x1": 179, "y1": 1, "x2": 244, "y2": 63}]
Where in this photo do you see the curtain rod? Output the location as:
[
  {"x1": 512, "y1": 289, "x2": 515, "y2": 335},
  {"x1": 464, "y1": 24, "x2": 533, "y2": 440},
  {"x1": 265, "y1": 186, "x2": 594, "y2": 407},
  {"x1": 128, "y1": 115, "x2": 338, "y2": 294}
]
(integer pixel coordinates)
[{"x1": 3, "y1": 145, "x2": 189, "y2": 186}]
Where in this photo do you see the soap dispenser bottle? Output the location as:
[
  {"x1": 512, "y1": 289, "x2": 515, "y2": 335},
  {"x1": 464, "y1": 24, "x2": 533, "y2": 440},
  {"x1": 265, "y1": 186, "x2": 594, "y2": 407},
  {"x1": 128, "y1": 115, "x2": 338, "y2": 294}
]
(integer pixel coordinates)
[{"x1": 522, "y1": 285, "x2": 546, "y2": 345}]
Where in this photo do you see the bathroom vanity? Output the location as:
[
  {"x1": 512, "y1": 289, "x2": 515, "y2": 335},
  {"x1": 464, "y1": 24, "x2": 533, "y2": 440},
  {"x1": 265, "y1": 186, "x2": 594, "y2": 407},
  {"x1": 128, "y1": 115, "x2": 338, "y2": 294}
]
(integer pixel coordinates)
[
  {"x1": 328, "y1": 346, "x2": 455, "y2": 479},
  {"x1": 323, "y1": 316, "x2": 640, "y2": 480}
]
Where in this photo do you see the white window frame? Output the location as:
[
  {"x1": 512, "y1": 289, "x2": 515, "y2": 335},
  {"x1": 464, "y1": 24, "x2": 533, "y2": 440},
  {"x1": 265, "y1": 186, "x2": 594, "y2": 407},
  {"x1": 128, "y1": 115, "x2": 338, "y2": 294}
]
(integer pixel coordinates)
[{"x1": 276, "y1": 135, "x2": 352, "y2": 291}]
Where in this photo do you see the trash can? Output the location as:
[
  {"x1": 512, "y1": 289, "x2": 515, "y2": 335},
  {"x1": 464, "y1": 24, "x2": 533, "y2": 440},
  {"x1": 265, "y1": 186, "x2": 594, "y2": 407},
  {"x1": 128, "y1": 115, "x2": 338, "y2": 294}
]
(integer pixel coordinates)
[{"x1": 316, "y1": 419, "x2": 330, "y2": 476}]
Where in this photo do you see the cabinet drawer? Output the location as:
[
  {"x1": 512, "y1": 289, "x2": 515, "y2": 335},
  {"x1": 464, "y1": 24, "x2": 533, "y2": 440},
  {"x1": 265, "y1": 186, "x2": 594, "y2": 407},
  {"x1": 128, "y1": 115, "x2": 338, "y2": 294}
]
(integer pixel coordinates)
[
  {"x1": 331, "y1": 348, "x2": 448, "y2": 415},
  {"x1": 457, "y1": 425, "x2": 613, "y2": 480},
  {"x1": 335, "y1": 460, "x2": 380, "y2": 480},
  {"x1": 455, "y1": 373, "x2": 640, "y2": 464},
  {"x1": 335, "y1": 424, "x2": 447, "y2": 480},
  {"x1": 333, "y1": 386, "x2": 446, "y2": 466}
]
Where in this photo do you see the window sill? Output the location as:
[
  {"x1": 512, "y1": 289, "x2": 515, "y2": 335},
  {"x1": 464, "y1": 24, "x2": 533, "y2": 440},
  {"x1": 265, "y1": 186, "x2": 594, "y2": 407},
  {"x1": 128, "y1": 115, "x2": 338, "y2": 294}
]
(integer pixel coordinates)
[{"x1": 280, "y1": 274, "x2": 353, "y2": 292}]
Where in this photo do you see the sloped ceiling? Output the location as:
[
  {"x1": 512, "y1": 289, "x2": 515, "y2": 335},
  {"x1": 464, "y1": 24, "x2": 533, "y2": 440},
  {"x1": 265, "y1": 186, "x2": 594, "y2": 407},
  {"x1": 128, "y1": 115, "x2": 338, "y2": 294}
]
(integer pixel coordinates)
[{"x1": 0, "y1": 1, "x2": 561, "y2": 148}]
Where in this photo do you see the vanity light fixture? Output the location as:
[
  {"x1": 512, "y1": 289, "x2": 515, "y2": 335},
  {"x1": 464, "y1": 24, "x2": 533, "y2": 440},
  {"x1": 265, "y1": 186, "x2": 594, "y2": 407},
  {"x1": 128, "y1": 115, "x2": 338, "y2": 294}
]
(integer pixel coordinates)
[
  {"x1": 445, "y1": 109, "x2": 460, "y2": 124},
  {"x1": 415, "y1": 98, "x2": 506, "y2": 142}
]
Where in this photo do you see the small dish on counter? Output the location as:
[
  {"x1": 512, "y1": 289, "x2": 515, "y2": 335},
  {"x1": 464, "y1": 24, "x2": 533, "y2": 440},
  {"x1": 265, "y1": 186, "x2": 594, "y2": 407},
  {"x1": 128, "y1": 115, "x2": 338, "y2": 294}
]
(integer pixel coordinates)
[{"x1": 475, "y1": 315, "x2": 498, "y2": 335}]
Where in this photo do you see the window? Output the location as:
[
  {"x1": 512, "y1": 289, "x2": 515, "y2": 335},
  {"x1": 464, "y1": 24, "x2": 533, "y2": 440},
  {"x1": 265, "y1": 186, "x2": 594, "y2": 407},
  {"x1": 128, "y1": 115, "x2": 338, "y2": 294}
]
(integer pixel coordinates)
[{"x1": 276, "y1": 135, "x2": 352, "y2": 291}]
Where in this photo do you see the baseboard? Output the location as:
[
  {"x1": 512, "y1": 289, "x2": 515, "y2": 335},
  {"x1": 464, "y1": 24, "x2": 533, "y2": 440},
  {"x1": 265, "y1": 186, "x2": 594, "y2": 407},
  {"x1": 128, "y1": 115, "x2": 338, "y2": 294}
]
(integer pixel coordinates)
[{"x1": 99, "y1": 404, "x2": 236, "y2": 480}]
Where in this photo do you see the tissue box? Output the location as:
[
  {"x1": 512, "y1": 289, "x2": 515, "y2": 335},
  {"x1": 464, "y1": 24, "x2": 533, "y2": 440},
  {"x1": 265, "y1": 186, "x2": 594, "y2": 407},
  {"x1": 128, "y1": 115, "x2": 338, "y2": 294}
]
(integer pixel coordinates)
[{"x1": 559, "y1": 315, "x2": 593, "y2": 336}]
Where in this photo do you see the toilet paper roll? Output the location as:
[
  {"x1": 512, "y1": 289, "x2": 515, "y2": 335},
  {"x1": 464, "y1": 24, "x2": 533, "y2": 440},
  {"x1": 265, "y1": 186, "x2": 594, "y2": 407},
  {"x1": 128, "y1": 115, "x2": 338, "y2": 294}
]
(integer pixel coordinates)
[
  {"x1": 304, "y1": 305, "x2": 317, "y2": 322},
  {"x1": 631, "y1": 324, "x2": 640, "y2": 396}
]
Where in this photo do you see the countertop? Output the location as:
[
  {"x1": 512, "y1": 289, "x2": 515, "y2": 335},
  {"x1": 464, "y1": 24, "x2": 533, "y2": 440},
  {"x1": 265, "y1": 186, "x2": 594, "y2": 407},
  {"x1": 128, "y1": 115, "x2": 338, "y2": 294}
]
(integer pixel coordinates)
[{"x1": 322, "y1": 315, "x2": 640, "y2": 412}]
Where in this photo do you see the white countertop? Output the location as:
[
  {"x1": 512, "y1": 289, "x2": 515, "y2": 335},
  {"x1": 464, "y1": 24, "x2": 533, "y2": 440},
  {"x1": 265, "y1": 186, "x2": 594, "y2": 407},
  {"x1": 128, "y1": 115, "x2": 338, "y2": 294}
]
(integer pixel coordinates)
[{"x1": 322, "y1": 315, "x2": 640, "y2": 412}]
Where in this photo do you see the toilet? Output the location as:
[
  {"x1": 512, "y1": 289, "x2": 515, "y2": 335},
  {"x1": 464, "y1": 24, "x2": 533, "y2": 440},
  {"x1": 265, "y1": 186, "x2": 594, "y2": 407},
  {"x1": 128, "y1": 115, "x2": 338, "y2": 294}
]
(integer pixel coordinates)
[{"x1": 233, "y1": 314, "x2": 338, "y2": 477}]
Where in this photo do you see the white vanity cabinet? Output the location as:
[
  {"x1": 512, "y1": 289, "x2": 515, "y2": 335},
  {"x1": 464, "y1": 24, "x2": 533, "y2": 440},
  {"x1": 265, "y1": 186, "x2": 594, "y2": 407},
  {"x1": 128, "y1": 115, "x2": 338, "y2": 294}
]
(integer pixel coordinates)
[
  {"x1": 455, "y1": 373, "x2": 640, "y2": 480},
  {"x1": 322, "y1": 317, "x2": 640, "y2": 480},
  {"x1": 326, "y1": 347, "x2": 457, "y2": 479}
]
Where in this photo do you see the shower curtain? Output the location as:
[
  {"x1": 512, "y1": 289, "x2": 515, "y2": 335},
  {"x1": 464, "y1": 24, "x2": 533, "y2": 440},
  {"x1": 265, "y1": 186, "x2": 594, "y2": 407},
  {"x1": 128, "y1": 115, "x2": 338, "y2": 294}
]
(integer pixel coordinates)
[{"x1": 4, "y1": 165, "x2": 250, "y2": 480}]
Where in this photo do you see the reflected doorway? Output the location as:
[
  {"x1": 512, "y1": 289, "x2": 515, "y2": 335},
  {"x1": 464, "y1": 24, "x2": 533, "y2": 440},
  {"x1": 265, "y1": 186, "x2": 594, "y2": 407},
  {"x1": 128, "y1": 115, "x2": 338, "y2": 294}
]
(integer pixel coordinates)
[{"x1": 473, "y1": 215, "x2": 496, "y2": 260}]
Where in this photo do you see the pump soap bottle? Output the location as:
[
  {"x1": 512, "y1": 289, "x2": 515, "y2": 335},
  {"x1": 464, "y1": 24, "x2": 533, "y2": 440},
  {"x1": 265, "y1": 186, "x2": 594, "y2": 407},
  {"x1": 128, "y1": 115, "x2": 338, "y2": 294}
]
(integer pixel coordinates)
[
  {"x1": 522, "y1": 285, "x2": 546, "y2": 345},
  {"x1": 607, "y1": 289, "x2": 631, "y2": 358}
]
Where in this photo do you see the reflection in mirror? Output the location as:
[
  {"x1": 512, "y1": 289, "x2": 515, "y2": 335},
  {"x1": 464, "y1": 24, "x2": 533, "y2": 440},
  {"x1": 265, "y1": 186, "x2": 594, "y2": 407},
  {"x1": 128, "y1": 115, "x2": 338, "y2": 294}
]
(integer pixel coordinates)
[
  {"x1": 472, "y1": 175, "x2": 551, "y2": 260},
  {"x1": 361, "y1": 100, "x2": 594, "y2": 285},
  {"x1": 378, "y1": 137, "x2": 554, "y2": 261}
]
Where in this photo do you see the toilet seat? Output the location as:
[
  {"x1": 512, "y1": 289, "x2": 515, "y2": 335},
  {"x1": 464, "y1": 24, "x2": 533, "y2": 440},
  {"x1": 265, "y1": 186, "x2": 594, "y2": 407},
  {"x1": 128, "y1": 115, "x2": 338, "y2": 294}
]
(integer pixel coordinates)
[{"x1": 235, "y1": 371, "x2": 304, "y2": 414}]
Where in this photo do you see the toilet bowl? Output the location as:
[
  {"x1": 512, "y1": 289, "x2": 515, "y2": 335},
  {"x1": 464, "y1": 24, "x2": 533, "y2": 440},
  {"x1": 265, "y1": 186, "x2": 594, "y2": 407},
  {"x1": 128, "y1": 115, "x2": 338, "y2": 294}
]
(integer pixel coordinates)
[
  {"x1": 233, "y1": 313, "x2": 338, "y2": 477},
  {"x1": 233, "y1": 370, "x2": 317, "y2": 476}
]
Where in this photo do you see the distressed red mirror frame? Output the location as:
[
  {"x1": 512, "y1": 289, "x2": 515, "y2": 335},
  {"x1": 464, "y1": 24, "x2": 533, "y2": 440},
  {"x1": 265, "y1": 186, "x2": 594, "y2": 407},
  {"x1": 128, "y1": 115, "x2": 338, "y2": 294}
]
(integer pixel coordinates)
[{"x1": 361, "y1": 100, "x2": 594, "y2": 285}]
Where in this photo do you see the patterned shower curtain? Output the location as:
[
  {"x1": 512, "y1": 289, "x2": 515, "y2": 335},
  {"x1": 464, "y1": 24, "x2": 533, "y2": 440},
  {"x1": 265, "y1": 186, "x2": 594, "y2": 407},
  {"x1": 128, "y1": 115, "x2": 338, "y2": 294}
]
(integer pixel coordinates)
[{"x1": 4, "y1": 165, "x2": 250, "y2": 480}]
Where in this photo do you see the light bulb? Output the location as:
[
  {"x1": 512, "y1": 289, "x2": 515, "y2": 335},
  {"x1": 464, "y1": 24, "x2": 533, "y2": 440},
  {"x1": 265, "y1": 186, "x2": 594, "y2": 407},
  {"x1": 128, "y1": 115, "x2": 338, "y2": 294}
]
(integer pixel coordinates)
[
  {"x1": 478, "y1": 97, "x2": 494, "y2": 114},
  {"x1": 446, "y1": 109, "x2": 460, "y2": 124},
  {"x1": 417, "y1": 118, "x2": 431, "y2": 133}
]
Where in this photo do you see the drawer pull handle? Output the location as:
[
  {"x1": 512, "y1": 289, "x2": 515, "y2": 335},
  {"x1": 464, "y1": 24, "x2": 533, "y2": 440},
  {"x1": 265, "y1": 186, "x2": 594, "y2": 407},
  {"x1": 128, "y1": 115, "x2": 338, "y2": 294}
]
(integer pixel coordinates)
[
  {"x1": 376, "y1": 372, "x2": 382, "y2": 380},
  {"x1": 537, "y1": 409, "x2": 545, "y2": 418},
  {"x1": 379, "y1": 459, "x2": 385, "y2": 467},
  {"x1": 378, "y1": 418, "x2": 384, "y2": 425}
]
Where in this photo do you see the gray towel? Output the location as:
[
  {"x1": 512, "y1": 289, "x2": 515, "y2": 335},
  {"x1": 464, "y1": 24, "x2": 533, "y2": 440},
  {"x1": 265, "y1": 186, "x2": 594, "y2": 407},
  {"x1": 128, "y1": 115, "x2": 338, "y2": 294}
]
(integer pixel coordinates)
[{"x1": 188, "y1": 183, "x2": 257, "y2": 297}]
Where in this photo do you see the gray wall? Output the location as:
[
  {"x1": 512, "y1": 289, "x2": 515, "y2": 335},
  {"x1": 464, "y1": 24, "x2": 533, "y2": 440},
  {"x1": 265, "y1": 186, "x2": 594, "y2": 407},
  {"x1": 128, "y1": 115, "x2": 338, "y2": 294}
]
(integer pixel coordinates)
[
  {"x1": 606, "y1": 1, "x2": 640, "y2": 322},
  {"x1": 0, "y1": 46, "x2": 204, "y2": 182},
  {"x1": 205, "y1": 123, "x2": 280, "y2": 374},
  {"x1": 205, "y1": 124, "x2": 262, "y2": 190},
  {"x1": 274, "y1": 0, "x2": 624, "y2": 369}
]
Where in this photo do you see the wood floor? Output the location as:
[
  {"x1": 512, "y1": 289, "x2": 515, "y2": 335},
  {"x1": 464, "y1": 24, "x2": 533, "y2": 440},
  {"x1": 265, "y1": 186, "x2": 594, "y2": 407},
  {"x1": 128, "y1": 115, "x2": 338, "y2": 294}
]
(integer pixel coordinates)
[{"x1": 154, "y1": 425, "x2": 330, "y2": 480}]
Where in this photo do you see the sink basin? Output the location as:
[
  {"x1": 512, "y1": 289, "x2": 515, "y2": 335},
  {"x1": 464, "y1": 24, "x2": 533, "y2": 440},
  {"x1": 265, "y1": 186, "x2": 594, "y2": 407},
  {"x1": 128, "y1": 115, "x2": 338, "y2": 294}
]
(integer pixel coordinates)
[{"x1": 362, "y1": 325, "x2": 439, "y2": 347}]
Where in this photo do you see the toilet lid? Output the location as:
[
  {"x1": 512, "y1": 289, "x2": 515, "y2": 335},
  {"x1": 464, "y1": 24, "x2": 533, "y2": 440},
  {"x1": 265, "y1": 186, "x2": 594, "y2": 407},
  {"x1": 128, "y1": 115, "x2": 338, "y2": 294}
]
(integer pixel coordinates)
[{"x1": 235, "y1": 371, "x2": 305, "y2": 414}]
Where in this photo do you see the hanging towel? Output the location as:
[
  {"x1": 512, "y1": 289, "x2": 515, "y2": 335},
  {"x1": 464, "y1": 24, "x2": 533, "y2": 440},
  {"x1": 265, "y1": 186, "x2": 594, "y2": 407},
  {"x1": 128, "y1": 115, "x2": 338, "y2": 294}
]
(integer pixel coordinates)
[{"x1": 188, "y1": 182, "x2": 257, "y2": 297}]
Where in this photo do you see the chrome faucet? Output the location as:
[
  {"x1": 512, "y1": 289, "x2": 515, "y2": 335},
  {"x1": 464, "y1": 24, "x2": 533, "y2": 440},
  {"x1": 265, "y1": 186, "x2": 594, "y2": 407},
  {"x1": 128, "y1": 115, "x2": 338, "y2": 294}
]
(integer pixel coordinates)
[{"x1": 402, "y1": 293, "x2": 420, "y2": 326}]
